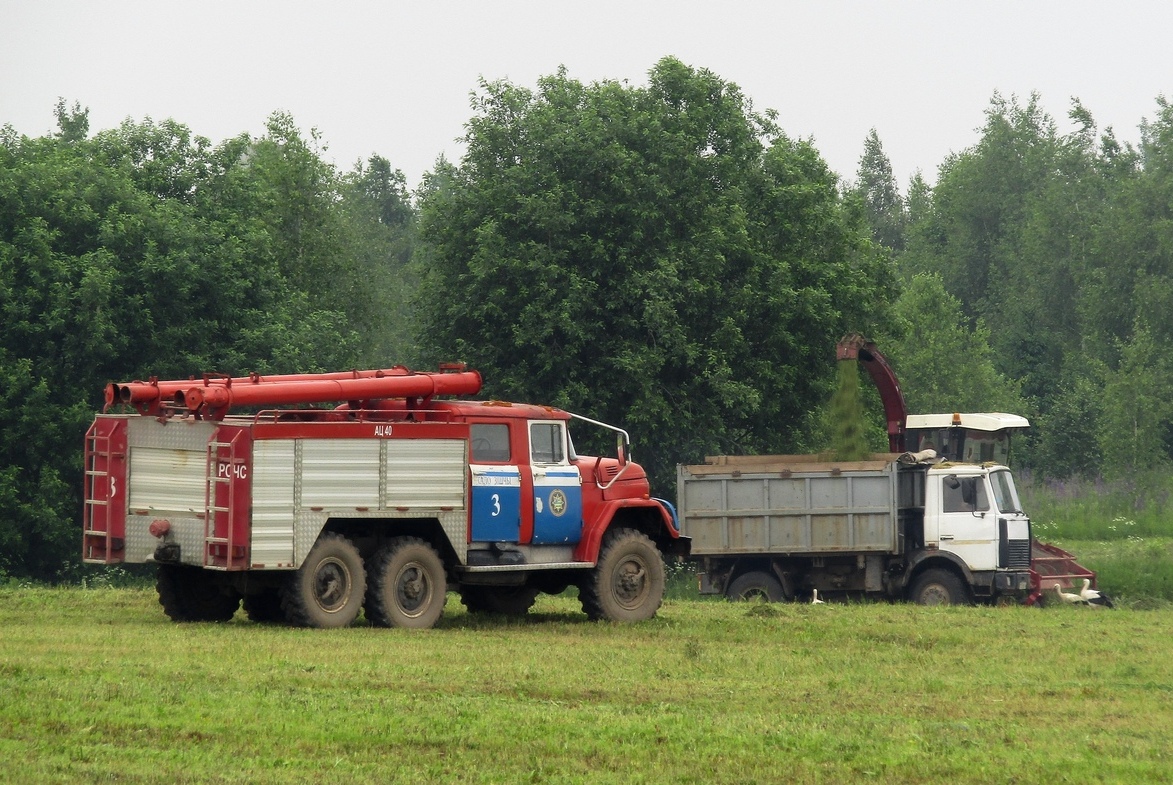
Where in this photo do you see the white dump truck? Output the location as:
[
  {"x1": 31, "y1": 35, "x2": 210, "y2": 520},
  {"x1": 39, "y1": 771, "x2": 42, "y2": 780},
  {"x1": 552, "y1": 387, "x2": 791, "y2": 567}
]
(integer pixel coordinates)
[{"x1": 679, "y1": 451, "x2": 1035, "y2": 605}]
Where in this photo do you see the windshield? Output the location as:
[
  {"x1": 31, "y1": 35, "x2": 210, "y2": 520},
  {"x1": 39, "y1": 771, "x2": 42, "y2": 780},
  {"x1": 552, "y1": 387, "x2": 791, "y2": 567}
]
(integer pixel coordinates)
[{"x1": 990, "y1": 469, "x2": 1023, "y2": 514}]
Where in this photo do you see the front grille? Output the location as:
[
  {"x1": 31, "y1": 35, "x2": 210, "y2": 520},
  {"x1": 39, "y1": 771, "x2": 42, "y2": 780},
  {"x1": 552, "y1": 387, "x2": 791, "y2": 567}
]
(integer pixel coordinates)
[{"x1": 1006, "y1": 538, "x2": 1031, "y2": 569}]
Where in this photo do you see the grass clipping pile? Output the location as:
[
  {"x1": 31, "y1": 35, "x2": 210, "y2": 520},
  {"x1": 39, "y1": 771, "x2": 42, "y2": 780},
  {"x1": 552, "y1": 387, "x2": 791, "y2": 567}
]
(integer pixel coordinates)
[{"x1": 830, "y1": 358, "x2": 870, "y2": 461}]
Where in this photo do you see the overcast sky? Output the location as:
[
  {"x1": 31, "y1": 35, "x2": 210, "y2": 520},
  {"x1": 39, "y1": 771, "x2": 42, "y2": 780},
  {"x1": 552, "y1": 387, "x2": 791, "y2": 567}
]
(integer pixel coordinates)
[{"x1": 2, "y1": 1, "x2": 1170, "y2": 191}]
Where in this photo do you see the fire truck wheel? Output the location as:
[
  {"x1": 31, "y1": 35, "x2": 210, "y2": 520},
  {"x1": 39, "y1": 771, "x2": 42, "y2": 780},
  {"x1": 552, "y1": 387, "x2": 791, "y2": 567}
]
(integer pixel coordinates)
[
  {"x1": 726, "y1": 571, "x2": 784, "y2": 602},
  {"x1": 243, "y1": 589, "x2": 285, "y2": 623},
  {"x1": 156, "y1": 564, "x2": 240, "y2": 622},
  {"x1": 909, "y1": 568, "x2": 970, "y2": 606},
  {"x1": 580, "y1": 528, "x2": 665, "y2": 622},
  {"x1": 460, "y1": 584, "x2": 540, "y2": 615},
  {"x1": 282, "y1": 533, "x2": 366, "y2": 628},
  {"x1": 366, "y1": 537, "x2": 447, "y2": 629}
]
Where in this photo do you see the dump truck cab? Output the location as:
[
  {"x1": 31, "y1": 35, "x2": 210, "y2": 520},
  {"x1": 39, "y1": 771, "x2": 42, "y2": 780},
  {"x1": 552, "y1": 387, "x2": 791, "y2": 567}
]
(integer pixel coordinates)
[{"x1": 922, "y1": 462, "x2": 1033, "y2": 594}]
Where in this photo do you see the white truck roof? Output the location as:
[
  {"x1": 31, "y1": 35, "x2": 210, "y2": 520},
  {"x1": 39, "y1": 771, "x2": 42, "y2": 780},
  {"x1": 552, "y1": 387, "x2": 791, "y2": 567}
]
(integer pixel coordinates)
[{"x1": 905, "y1": 412, "x2": 1030, "y2": 432}]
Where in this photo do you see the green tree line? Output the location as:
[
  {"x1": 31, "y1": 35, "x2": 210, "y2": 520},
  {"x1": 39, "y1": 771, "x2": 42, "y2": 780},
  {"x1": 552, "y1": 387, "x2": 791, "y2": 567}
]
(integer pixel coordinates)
[
  {"x1": 1, "y1": 102, "x2": 415, "y2": 579},
  {"x1": 2, "y1": 59, "x2": 1169, "y2": 579},
  {"x1": 857, "y1": 94, "x2": 1173, "y2": 486}
]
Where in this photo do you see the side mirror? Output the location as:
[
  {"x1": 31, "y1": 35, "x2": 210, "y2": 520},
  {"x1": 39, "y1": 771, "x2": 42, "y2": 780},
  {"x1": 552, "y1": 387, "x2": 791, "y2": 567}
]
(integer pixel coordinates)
[
  {"x1": 960, "y1": 478, "x2": 977, "y2": 506},
  {"x1": 616, "y1": 433, "x2": 629, "y2": 466}
]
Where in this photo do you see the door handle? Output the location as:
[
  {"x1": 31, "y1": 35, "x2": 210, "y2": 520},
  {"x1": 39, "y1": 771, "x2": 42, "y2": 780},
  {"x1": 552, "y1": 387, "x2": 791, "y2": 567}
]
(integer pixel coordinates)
[{"x1": 940, "y1": 535, "x2": 954, "y2": 540}]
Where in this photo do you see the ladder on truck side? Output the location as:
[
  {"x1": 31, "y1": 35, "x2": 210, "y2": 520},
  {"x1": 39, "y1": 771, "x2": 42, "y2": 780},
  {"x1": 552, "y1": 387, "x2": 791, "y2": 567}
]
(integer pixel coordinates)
[
  {"x1": 83, "y1": 420, "x2": 124, "y2": 563},
  {"x1": 204, "y1": 429, "x2": 249, "y2": 570}
]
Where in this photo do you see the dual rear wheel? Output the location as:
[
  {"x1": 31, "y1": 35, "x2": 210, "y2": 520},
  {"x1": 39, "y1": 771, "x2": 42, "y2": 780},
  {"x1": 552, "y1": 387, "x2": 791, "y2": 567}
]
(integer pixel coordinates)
[
  {"x1": 365, "y1": 537, "x2": 448, "y2": 629},
  {"x1": 282, "y1": 533, "x2": 449, "y2": 629},
  {"x1": 157, "y1": 534, "x2": 452, "y2": 630}
]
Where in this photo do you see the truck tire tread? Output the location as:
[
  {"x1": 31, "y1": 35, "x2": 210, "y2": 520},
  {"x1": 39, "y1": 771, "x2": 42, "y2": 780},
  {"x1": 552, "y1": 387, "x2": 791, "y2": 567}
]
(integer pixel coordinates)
[
  {"x1": 580, "y1": 528, "x2": 665, "y2": 622},
  {"x1": 243, "y1": 589, "x2": 285, "y2": 623},
  {"x1": 365, "y1": 537, "x2": 447, "y2": 629},
  {"x1": 910, "y1": 567, "x2": 970, "y2": 606},
  {"x1": 281, "y1": 532, "x2": 366, "y2": 628},
  {"x1": 156, "y1": 564, "x2": 240, "y2": 622}
]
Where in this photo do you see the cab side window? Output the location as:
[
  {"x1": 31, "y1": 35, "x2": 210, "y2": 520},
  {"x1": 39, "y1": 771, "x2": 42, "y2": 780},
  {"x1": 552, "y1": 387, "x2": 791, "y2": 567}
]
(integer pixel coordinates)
[
  {"x1": 943, "y1": 478, "x2": 989, "y2": 513},
  {"x1": 470, "y1": 424, "x2": 511, "y2": 462},
  {"x1": 529, "y1": 422, "x2": 565, "y2": 464}
]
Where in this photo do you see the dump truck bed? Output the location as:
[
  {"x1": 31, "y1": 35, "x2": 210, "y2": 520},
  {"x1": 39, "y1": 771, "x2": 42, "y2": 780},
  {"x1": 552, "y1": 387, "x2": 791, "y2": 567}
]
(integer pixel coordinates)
[{"x1": 678, "y1": 455, "x2": 911, "y2": 556}]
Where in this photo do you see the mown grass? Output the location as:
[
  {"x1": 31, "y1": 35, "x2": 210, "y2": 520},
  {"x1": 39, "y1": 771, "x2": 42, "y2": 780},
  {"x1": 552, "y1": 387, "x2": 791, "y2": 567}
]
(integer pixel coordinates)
[{"x1": 2, "y1": 587, "x2": 1172, "y2": 784}]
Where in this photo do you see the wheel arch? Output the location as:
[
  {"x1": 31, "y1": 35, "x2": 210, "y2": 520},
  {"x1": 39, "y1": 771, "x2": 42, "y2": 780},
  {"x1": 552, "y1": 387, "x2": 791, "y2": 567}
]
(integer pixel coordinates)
[
  {"x1": 321, "y1": 516, "x2": 461, "y2": 575},
  {"x1": 726, "y1": 569, "x2": 786, "y2": 602},
  {"x1": 724, "y1": 557, "x2": 781, "y2": 585},
  {"x1": 718, "y1": 557, "x2": 798, "y2": 600},
  {"x1": 904, "y1": 550, "x2": 974, "y2": 592},
  {"x1": 576, "y1": 500, "x2": 689, "y2": 563}
]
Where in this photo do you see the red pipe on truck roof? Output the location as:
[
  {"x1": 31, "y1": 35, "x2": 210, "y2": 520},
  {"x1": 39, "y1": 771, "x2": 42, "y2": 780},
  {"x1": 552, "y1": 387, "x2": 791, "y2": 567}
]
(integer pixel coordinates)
[
  {"x1": 179, "y1": 370, "x2": 483, "y2": 418},
  {"x1": 106, "y1": 366, "x2": 481, "y2": 419},
  {"x1": 106, "y1": 367, "x2": 418, "y2": 414}
]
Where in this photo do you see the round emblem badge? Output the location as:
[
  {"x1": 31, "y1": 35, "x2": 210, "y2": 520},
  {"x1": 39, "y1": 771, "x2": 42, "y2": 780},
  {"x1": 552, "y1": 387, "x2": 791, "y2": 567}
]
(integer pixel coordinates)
[{"x1": 549, "y1": 489, "x2": 567, "y2": 517}]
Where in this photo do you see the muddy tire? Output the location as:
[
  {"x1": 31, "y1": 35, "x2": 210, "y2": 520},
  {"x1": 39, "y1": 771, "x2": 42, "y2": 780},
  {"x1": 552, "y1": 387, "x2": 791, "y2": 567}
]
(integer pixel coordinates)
[
  {"x1": 910, "y1": 568, "x2": 970, "y2": 606},
  {"x1": 460, "y1": 584, "x2": 540, "y2": 616},
  {"x1": 282, "y1": 533, "x2": 366, "y2": 628},
  {"x1": 365, "y1": 537, "x2": 447, "y2": 629},
  {"x1": 156, "y1": 564, "x2": 240, "y2": 622},
  {"x1": 243, "y1": 589, "x2": 285, "y2": 623},
  {"x1": 727, "y1": 571, "x2": 784, "y2": 602},
  {"x1": 580, "y1": 528, "x2": 665, "y2": 622}
]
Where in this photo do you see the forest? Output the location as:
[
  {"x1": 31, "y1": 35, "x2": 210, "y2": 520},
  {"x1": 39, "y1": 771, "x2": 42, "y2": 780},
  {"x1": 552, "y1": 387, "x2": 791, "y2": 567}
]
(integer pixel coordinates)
[{"x1": 2, "y1": 56, "x2": 1171, "y2": 581}]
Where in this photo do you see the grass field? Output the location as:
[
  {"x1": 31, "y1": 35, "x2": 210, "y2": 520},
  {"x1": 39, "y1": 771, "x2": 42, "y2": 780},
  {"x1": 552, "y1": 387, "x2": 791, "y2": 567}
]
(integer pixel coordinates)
[{"x1": 2, "y1": 587, "x2": 1171, "y2": 784}]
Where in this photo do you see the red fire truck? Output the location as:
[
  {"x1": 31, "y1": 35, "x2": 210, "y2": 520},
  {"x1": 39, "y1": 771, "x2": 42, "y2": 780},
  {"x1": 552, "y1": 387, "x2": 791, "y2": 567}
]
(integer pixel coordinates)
[{"x1": 83, "y1": 365, "x2": 688, "y2": 628}]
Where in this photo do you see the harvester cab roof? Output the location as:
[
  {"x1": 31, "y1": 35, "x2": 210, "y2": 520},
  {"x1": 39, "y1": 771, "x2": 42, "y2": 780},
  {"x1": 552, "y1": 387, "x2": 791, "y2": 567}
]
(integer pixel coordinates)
[{"x1": 905, "y1": 412, "x2": 1030, "y2": 466}]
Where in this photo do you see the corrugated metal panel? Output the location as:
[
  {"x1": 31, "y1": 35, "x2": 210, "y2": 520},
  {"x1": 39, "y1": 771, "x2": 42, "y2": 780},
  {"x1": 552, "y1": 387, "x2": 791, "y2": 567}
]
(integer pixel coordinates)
[
  {"x1": 385, "y1": 440, "x2": 466, "y2": 508},
  {"x1": 679, "y1": 465, "x2": 898, "y2": 555},
  {"x1": 128, "y1": 446, "x2": 206, "y2": 514},
  {"x1": 301, "y1": 440, "x2": 381, "y2": 509},
  {"x1": 126, "y1": 416, "x2": 216, "y2": 451},
  {"x1": 123, "y1": 515, "x2": 204, "y2": 565},
  {"x1": 252, "y1": 440, "x2": 295, "y2": 566}
]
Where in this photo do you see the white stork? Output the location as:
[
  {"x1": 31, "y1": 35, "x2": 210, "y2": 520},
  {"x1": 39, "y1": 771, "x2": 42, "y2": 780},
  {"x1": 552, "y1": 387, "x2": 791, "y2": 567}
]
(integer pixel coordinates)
[
  {"x1": 1053, "y1": 583, "x2": 1084, "y2": 604},
  {"x1": 1080, "y1": 579, "x2": 1115, "y2": 609}
]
